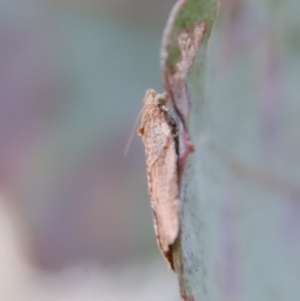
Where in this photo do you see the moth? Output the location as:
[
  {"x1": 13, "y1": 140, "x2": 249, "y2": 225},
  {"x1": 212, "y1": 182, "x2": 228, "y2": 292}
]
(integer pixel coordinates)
[{"x1": 138, "y1": 89, "x2": 180, "y2": 270}]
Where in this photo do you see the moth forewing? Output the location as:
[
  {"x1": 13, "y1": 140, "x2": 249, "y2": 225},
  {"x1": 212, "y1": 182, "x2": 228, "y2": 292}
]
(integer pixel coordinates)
[{"x1": 138, "y1": 89, "x2": 180, "y2": 270}]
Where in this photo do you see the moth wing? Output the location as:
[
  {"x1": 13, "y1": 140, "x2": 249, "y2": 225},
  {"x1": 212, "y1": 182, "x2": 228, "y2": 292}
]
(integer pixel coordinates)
[
  {"x1": 147, "y1": 117, "x2": 179, "y2": 253},
  {"x1": 140, "y1": 104, "x2": 179, "y2": 270}
]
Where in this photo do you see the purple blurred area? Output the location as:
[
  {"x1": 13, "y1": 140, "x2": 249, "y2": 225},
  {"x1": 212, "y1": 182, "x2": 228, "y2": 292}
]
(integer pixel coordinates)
[
  {"x1": 0, "y1": 0, "x2": 175, "y2": 270},
  {"x1": 0, "y1": 1, "x2": 182, "y2": 299}
]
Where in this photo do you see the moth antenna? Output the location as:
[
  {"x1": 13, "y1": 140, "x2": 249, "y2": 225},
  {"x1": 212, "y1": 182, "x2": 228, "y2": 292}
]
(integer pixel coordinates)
[
  {"x1": 124, "y1": 89, "x2": 156, "y2": 156},
  {"x1": 124, "y1": 106, "x2": 145, "y2": 156}
]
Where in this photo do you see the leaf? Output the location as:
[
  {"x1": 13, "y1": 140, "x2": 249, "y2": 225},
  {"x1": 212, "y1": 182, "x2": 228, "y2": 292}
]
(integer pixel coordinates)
[{"x1": 160, "y1": 1, "x2": 218, "y2": 300}]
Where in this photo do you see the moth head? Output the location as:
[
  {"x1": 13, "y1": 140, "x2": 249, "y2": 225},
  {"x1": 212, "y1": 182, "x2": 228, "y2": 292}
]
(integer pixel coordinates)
[
  {"x1": 154, "y1": 93, "x2": 167, "y2": 106},
  {"x1": 144, "y1": 89, "x2": 168, "y2": 106}
]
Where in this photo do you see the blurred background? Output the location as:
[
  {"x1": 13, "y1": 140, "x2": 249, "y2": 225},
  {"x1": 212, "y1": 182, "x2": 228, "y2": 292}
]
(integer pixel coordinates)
[{"x1": 0, "y1": 0, "x2": 299, "y2": 300}]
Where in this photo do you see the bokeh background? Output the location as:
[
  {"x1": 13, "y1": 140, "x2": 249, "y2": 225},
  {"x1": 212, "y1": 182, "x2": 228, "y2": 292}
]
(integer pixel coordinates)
[{"x1": 0, "y1": 0, "x2": 299, "y2": 300}]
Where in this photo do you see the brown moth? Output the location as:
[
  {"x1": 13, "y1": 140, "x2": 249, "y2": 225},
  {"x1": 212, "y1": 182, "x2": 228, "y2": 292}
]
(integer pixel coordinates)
[{"x1": 138, "y1": 89, "x2": 180, "y2": 270}]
